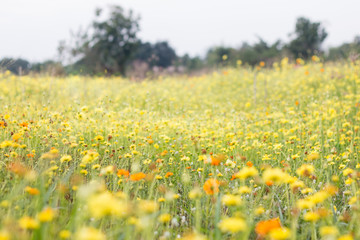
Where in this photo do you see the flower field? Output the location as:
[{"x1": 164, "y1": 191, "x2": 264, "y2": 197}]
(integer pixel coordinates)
[{"x1": 0, "y1": 59, "x2": 360, "y2": 240}]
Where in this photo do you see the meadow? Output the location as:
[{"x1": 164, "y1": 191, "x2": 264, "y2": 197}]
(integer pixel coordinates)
[{"x1": 0, "y1": 58, "x2": 359, "y2": 240}]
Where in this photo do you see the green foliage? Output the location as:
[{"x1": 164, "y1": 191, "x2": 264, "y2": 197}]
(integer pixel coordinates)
[
  {"x1": 134, "y1": 41, "x2": 177, "y2": 68},
  {"x1": 205, "y1": 38, "x2": 283, "y2": 67},
  {"x1": 0, "y1": 58, "x2": 30, "y2": 75},
  {"x1": 288, "y1": 17, "x2": 328, "y2": 59},
  {"x1": 327, "y1": 36, "x2": 360, "y2": 61}
]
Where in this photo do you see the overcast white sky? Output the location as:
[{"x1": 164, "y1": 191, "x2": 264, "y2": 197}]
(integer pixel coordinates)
[{"x1": 0, "y1": 0, "x2": 359, "y2": 62}]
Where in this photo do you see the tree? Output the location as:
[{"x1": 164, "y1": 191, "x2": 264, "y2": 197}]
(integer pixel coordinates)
[
  {"x1": 0, "y1": 58, "x2": 30, "y2": 75},
  {"x1": 70, "y1": 5, "x2": 140, "y2": 75},
  {"x1": 133, "y1": 41, "x2": 177, "y2": 68},
  {"x1": 288, "y1": 17, "x2": 328, "y2": 59},
  {"x1": 205, "y1": 46, "x2": 237, "y2": 67},
  {"x1": 327, "y1": 36, "x2": 360, "y2": 61},
  {"x1": 237, "y1": 38, "x2": 283, "y2": 66}
]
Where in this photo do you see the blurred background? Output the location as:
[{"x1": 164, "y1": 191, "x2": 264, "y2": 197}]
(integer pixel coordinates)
[{"x1": 1, "y1": 0, "x2": 359, "y2": 78}]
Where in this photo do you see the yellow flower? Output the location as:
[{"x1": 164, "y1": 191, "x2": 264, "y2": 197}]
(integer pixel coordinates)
[
  {"x1": 221, "y1": 194, "x2": 242, "y2": 206},
  {"x1": 60, "y1": 155, "x2": 72, "y2": 163},
  {"x1": 88, "y1": 191, "x2": 128, "y2": 218},
  {"x1": 338, "y1": 234, "x2": 353, "y2": 240},
  {"x1": 348, "y1": 196, "x2": 357, "y2": 205},
  {"x1": 100, "y1": 165, "x2": 115, "y2": 175},
  {"x1": 75, "y1": 227, "x2": 106, "y2": 240},
  {"x1": 189, "y1": 188, "x2": 202, "y2": 199},
  {"x1": 218, "y1": 217, "x2": 247, "y2": 233},
  {"x1": 255, "y1": 207, "x2": 265, "y2": 215},
  {"x1": 262, "y1": 168, "x2": 289, "y2": 185},
  {"x1": 38, "y1": 207, "x2": 56, "y2": 222},
  {"x1": 320, "y1": 226, "x2": 338, "y2": 237},
  {"x1": 158, "y1": 213, "x2": 171, "y2": 223},
  {"x1": 0, "y1": 230, "x2": 10, "y2": 240},
  {"x1": 296, "y1": 164, "x2": 314, "y2": 177},
  {"x1": 138, "y1": 200, "x2": 158, "y2": 214},
  {"x1": 296, "y1": 199, "x2": 315, "y2": 210},
  {"x1": 269, "y1": 227, "x2": 291, "y2": 240},
  {"x1": 343, "y1": 168, "x2": 354, "y2": 177},
  {"x1": 345, "y1": 178, "x2": 354, "y2": 185},
  {"x1": 59, "y1": 230, "x2": 72, "y2": 239},
  {"x1": 306, "y1": 152, "x2": 320, "y2": 161},
  {"x1": 180, "y1": 232, "x2": 207, "y2": 240},
  {"x1": 234, "y1": 166, "x2": 258, "y2": 180},
  {"x1": 238, "y1": 186, "x2": 251, "y2": 194},
  {"x1": 18, "y1": 216, "x2": 39, "y2": 230},
  {"x1": 308, "y1": 191, "x2": 330, "y2": 204},
  {"x1": 303, "y1": 212, "x2": 320, "y2": 222}
]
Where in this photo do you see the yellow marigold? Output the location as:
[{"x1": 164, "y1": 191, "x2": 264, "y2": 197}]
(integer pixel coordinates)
[
  {"x1": 221, "y1": 194, "x2": 242, "y2": 206},
  {"x1": 262, "y1": 168, "x2": 288, "y2": 185},
  {"x1": 60, "y1": 155, "x2": 72, "y2": 163},
  {"x1": 338, "y1": 234, "x2": 354, "y2": 240},
  {"x1": 303, "y1": 212, "x2": 320, "y2": 222},
  {"x1": 308, "y1": 191, "x2": 330, "y2": 204},
  {"x1": 0, "y1": 229, "x2": 10, "y2": 240},
  {"x1": 18, "y1": 216, "x2": 39, "y2": 230},
  {"x1": 255, "y1": 207, "x2": 265, "y2": 215},
  {"x1": 306, "y1": 152, "x2": 320, "y2": 161},
  {"x1": 269, "y1": 227, "x2": 291, "y2": 240},
  {"x1": 138, "y1": 200, "x2": 158, "y2": 214},
  {"x1": 158, "y1": 213, "x2": 171, "y2": 223},
  {"x1": 296, "y1": 199, "x2": 315, "y2": 210},
  {"x1": 38, "y1": 207, "x2": 56, "y2": 222},
  {"x1": 343, "y1": 168, "x2": 354, "y2": 177},
  {"x1": 189, "y1": 187, "x2": 202, "y2": 199},
  {"x1": 349, "y1": 196, "x2": 357, "y2": 205},
  {"x1": 320, "y1": 226, "x2": 338, "y2": 237},
  {"x1": 59, "y1": 230, "x2": 71, "y2": 239},
  {"x1": 88, "y1": 191, "x2": 128, "y2": 218},
  {"x1": 238, "y1": 186, "x2": 251, "y2": 194},
  {"x1": 296, "y1": 164, "x2": 314, "y2": 177},
  {"x1": 234, "y1": 166, "x2": 258, "y2": 180},
  {"x1": 75, "y1": 227, "x2": 106, "y2": 240},
  {"x1": 218, "y1": 217, "x2": 247, "y2": 233}
]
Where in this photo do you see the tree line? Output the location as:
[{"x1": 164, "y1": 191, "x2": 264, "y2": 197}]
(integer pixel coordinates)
[{"x1": 1, "y1": 5, "x2": 359, "y2": 77}]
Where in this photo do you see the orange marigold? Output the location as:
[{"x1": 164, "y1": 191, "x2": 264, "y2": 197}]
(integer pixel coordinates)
[
  {"x1": 130, "y1": 172, "x2": 146, "y2": 181},
  {"x1": 255, "y1": 218, "x2": 281, "y2": 236},
  {"x1": 165, "y1": 172, "x2": 173, "y2": 178},
  {"x1": 203, "y1": 178, "x2": 220, "y2": 195},
  {"x1": 117, "y1": 169, "x2": 130, "y2": 177}
]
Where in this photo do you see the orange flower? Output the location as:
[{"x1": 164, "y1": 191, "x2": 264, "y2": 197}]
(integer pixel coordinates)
[
  {"x1": 9, "y1": 162, "x2": 28, "y2": 176},
  {"x1": 255, "y1": 218, "x2": 281, "y2": 236},
  {"x1": 25, "y1": 186, "x2": 40, "y2": 196},
  {"x1": 266, "y1": 181, "x2": 274, "y2": 186},
  {"x1": 130, "y1": 172, "x2": 146, "y2": 181},
  {"x1": 27, "y1": 153, "x2": 35, "y2": 158},
  {"x1": 165, "y1": 172, "x2": 173, "y2": 178},
  {"x1": 0, "y1": 121, "x2": 6, "y2": 128},
  {"x1": 211, "y1": 154, "x2": 226, "y2": 166},
  {"x1": 117, "y1": 169, "x2": 130, "y2": 177},
  {"x1": 203, "y1": 178, "x2": 220, "y2": 195},
  {"x1": 246, "y1": 161, "x2": 253, "y2": 167},
  {"x1": 19, "y1": 122, "x2": 29, "y2": 127}
]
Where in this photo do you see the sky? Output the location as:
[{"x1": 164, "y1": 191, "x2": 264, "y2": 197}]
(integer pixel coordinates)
[{"x1": 0, "y1": 0, "x2": 359, "y2": 62}]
